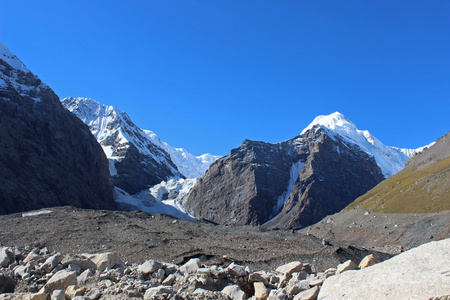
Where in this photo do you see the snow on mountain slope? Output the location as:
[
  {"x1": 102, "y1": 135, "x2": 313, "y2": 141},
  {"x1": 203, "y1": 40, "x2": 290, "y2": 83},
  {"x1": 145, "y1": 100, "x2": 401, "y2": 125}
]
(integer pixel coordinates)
[
  {"x1": 301, "y1": 112, "x2": 423, "y2": 177},
  {"x1": 115, "y1": 178, "x2": 197, "y2": 220},
  {"x1": 0, "y1": 41, "x2": 48, "y2": 102},
  {"x1": 61, "y1": 97, "x2": 183, "y2": 195},
  {"x1": 144, "y1": 130, "x2": 221, "y2": 178}
]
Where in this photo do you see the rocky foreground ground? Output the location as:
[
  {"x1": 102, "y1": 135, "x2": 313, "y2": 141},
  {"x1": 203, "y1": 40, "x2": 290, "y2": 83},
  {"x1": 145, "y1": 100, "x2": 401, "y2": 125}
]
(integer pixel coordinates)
[
  {"x1": 0, "y1": 207, "x2": 449, "y2": 299},
  {"x1": 0, "y1": 239, "x2": 448, "y2": 300}
]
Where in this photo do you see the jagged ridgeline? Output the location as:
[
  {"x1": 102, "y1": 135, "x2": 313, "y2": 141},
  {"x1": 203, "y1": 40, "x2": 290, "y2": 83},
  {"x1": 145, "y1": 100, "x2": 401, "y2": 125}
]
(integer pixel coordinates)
[
  {"x1": 0, "y1": 42, "x2": 115, "y2": 214},
  {"x1": 185, "y1": 113, "x2": 422, "y2": 229}
]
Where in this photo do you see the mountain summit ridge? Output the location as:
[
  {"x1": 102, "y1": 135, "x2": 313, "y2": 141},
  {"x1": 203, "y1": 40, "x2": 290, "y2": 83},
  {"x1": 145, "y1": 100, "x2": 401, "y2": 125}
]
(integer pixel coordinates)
[{"x1": 302, "y1": 111, "x2": 422, "y2": 177}]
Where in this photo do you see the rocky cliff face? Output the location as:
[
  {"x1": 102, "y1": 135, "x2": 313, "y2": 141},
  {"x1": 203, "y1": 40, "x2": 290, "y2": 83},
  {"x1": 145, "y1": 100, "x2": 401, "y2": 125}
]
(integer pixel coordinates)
[
  {"x1": 185, "y1": 123, "x2": 386, "y2": 229},
  {"x1": 0, "y1": 42, "x2": 115, "y2": 214},
  {"x1": 61, "y1": 97, "x2": 183, "y2": 195}
]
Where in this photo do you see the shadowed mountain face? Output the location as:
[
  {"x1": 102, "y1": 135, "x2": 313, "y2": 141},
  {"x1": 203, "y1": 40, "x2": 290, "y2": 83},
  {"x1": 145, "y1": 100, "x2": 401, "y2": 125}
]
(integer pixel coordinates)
[
  {"x1": 61, "y1": 97, "x2": 184, "y2": 195},
  {"x1": 185, "y1": 126, "x2": 385, "y2": 229},
  {"x1": 347, "y1": 132, "x2": 450, "y2": 213},
  {"x1": 0, "y1": 42, "x2": 115, "y2": 214}
]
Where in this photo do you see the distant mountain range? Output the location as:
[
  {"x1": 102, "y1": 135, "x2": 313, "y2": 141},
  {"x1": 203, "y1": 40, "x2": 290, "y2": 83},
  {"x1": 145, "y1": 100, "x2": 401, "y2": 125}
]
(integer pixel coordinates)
[
  {"x1": 2, "y1": 40, "x2": 443, "y2": 230},
  {"x1": 61, "y1": 97, "x2": 220, "y2": 195}
]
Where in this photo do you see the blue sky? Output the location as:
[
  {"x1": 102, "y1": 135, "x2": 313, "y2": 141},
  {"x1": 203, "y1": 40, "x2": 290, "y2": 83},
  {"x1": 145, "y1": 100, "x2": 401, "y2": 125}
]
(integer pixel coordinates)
[{"x1": 1, "y1": 1, "x2": 449, "y2": 156}]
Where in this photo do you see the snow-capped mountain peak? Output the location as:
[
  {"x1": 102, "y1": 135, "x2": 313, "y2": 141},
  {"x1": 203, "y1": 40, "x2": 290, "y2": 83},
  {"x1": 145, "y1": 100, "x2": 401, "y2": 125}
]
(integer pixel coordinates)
[
  {"x1": 0, "y1": 41, "x2": 30, "y2": 74},
  {"x1": 301, "y1": 111, "x2": 422, "y2": 177}
]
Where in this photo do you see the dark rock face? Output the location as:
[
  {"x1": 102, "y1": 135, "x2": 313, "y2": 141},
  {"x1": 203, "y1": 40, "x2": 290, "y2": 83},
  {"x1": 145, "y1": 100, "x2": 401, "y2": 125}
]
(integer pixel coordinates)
[
  {"x1": 0, "y1": 45, "x2": 115, "y2": 214},
  {"x1": 61, "y1": 97, "x2": 183, "y2": 195},
  {"x1": 185, "y1": 127, "x2": 384, "y2": 229}
]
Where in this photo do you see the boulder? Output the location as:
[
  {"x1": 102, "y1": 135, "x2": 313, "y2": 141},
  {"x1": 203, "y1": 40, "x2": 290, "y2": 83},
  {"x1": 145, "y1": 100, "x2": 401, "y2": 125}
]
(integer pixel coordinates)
[
  {"x1": 335, "y1": 260, "x2": 357, "y2": 275},
  {"x1": 43, "y1": 270, "x2": 77, "y2": 294},
  {"x1": 41, "y1": 254, "x2": 64, "y2": 273},
  {"x1": 293, "y1": 286, "x2": 319, "y2": 300},
  {"x1": 144, "y1": 286, "x2": 175, "y2": 300},
  {"x1": 318, "y1": 239, "x2": 450, "y2": 300},
  {"x1": 51, "y1": 289, "x2": 65, "y2": 300},
  {"x1": 85, "y1": 252, "x2": 122, "y2": 271},
  {"x1": 0, "y1": 247, "x2": 15, "y2": 267},
  {"x1": 254, "y1": 282, "x2": 269, "y2": 300},
  {"x1": 180, "y1": 258, "x2": 201, "y2": 275},
  {"x1": 222, "y1": 285, "x2": 247, "y2": 300},
  {"x1": 61, "y1": 255, "x2": 96, "y2": 271},
  {"x1": 139, "y1": 259, "x2": 164, "y2": 275},
  {"x1": 276, "y1": 262, "x2": 303, "y2": 277},
  {"x1": 0, "y1": 270, "x2": 15, "y2": 293},
  {"x1": 358, "y1": 254, "x2": 378, "y2": 269},
  {"x1": 227, "y1": 263, "x2": 247, "y2": 277}
]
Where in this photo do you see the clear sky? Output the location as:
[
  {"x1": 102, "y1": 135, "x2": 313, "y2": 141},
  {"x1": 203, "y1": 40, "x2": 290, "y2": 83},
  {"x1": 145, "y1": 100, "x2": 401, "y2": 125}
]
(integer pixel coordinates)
[{"x1": 1, "y1": 1, "x2": 449, "y2": 156}]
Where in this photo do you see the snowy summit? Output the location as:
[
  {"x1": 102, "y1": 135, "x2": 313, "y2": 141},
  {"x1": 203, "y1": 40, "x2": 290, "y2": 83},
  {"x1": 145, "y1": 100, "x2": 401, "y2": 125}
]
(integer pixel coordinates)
[{"x1": 301, "y1": 112, "x2": 422, "y2": 177}]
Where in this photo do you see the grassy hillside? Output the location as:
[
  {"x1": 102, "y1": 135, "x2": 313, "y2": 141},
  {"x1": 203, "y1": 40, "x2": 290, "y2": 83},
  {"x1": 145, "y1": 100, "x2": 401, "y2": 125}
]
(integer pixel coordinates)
[{"x1": 345, "y1": 156, "x2": 450, "y2": 213}]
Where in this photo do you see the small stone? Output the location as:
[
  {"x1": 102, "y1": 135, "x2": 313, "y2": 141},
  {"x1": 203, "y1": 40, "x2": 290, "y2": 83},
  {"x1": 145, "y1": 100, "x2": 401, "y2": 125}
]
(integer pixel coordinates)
[
  {"x1": 61, "y1": 255, "x2": 96, "y2": 271},
  {"x1": 85, "y1": 252, "x2": 122, "y2": 271},
  {"x1": 267, "y1": 288, "x2": 288, "y2": 300},
  {"x1": 43, "y1": 270, "x2": 77, "y2": 294},
  {"x1": 276, "y1": 261, "x2": 303, "y2": 277},
  {"x1": 254, "y1": 282, "x2": 269, "y2": 300},
  {"x1": 358, "y1": 254, "x2": 378, "y2": 269},
  {"x1": 51, "y1": 289, "x2": 65, "y2": 300},
  {"x1": 23, "y1": 251, "x2": 40, "y2": 264},
  {"x1": 68, "y1": 263, "x2": 82, "y2": 274},
  {"x1": 144, "y1": 286, "x2": 175, "y2": 300},
  {"x1": 162, "y1": 274, "x2": 176, "y2": 286},
  {"x1": 139, "y1": 259, "x2": 164, "y2": 275},
  {"x1": 293, "y1": 286, "x2": 319, "y2": 300},
  {"x1": 180, "y1": 258, "x2": 201, "y2": 275},
  {"x1": 286, "y1": 280, "x2": 310, "y2": 297},
  {"x1": 336, "y1": 260, "x2": 357, "y2": 275},
  {"x1": 77, "y1": 268, "x2": 95, "y2": 285},
  {"x1": 227, "y1": 262, "x2": 247, "y2": 277},
  {"x1": 41, "y1": 254, "x2": 64, "y2": 273},
  {"x1": 85, "y1": 287, "x2": 102, "y2": 300},
  {"x1": 0, "y1": 247, "x2": 15, "y2": 267},
  {"x1": 222, "y1": 284, "x2": 247, "y2": 300},
  {"x1": 22, "y1": 292, "x2": 48, "y2": 300},
  {"x1": 249, "y1": 272, "x2": 269, "y2": 285},
  {"x1": 152, "y1": 268, "x2": 165, "y2": 280},
  {"x1": 65, "y1": 285, "x2": 87, "y2": 298}
]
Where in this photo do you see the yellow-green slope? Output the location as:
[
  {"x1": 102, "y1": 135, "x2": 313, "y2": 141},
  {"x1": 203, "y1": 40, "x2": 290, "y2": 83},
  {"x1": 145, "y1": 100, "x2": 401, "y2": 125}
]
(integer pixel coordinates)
[{"x1": 345, "y1": 156, "x2": 450, "y2": 213}]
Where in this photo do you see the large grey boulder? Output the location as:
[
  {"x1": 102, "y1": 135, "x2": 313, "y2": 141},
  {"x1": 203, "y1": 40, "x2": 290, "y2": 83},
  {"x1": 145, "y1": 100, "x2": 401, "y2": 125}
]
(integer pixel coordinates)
[{"x1": 318, "y1": 238, "x2": 450, "y2": 299}]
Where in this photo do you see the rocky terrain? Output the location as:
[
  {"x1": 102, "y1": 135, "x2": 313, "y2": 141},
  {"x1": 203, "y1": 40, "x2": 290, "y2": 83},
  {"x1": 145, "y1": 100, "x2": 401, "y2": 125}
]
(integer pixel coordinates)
[
  {"x1": 0, "y1": 207, "x2": 392, "y2": 274},
  {"x1": 0, "y1": 43, "x2": 115, "y2": 215},
  {"x1": 299, "y1": 209, "x2": 450, "y2": 254},
  {"x1": 0, "y1": 232, "x2": 448, "y2": 299}
]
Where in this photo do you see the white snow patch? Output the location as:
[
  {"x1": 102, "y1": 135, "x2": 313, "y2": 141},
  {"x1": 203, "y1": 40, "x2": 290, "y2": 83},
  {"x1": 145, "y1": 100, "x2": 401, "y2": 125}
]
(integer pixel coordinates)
[
  {"x1": 270, "y1": 159, "x2": 304, "y2": 218},
  {"x1": 22, "y1": 209, "x2": 53, "y2": 217},
  {"x1": 114, "y1": 178, "x2": 197, "y2": 220},
  {"x1": 0, "y1": 41, "x2": 30, "y2": 73}
]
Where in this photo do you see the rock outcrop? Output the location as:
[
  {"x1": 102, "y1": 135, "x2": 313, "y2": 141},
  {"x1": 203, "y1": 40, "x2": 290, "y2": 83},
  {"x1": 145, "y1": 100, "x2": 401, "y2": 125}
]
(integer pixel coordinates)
[
  {"x1": 0, "y1": 42, "x2": 115, "y2": 215},
  {"x1": 185, "y1": 124, "x2": 385, "y2": 229}
]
